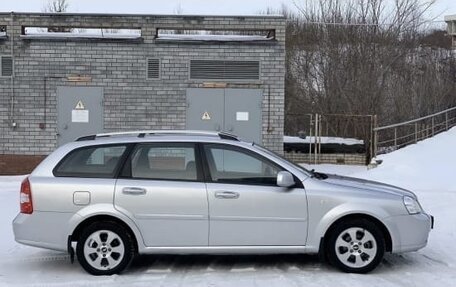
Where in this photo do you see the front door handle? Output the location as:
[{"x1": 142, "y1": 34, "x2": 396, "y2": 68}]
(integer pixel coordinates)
[
  {"x1": 122, "y1": 187, "x2": 147, "y2": 195},
  {"x1": 214, "y1": 191, "x2": 240, "y2": 199}
]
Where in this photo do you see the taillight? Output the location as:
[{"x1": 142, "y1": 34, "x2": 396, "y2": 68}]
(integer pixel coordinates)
[{"x1": 20, "y1": 177, "x2": 33, "y2": 214}]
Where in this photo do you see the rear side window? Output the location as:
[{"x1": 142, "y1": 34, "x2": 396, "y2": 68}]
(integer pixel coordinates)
[
  {"x1": 54, "y1": 145, "x2": 128, "y2": 178},
  {"x1": 129, "y1": 143, "x2": 198, "y2": 181}
]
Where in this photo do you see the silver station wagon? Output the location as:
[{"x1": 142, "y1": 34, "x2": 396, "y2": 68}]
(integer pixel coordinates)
[{"x1": 13, "y1": 130, "x2": 433, "y2": 275}]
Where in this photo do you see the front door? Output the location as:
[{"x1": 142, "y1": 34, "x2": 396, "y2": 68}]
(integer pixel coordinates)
[
  {"x1": 57, "y1": 86, "x2": 103, "y2": 146},
  {"x1": 203, "y1": 143, "x2": 308, "y2": 246},
  {"x1": 114, "y1": 143, "x2": 208, "y2": 247}
]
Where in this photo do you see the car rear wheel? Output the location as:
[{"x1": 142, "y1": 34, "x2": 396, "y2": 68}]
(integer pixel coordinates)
[
  {"x1": 76, "y1": 221, "x2": 135, "y2": 275},
  {"x1": 327, "y1": 219, "x2": 385, "y2": 273}
]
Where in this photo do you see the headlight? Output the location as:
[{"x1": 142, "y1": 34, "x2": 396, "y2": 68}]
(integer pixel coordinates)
[{"x1": 403, "y1": 196, "x2": 422, "y2": 214}]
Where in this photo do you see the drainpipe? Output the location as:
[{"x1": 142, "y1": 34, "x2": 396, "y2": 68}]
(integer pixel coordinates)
[{"x1": 9, "y1": 12, "x2": 16, "y2": 128}]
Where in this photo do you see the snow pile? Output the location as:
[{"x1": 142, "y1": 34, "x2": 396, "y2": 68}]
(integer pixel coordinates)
[{"x1": 354, "y1": 127, "x2": 456, "y2": 191}]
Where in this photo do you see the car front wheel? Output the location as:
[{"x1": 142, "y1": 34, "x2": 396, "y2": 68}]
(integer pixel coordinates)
[
  {"x1": 76, "y1": 221, "x2": 135, "y2": 275},
  {"x1": 327, "y1": 219, "x2": 385, "y2": 273}
]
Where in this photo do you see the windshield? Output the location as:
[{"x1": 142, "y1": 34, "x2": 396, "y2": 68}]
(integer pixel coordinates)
[{"x1": 252, "y1": 143, "x2": 313, "y2": 177}]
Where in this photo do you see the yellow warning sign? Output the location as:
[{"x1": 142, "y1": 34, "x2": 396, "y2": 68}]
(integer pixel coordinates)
[
  {"x1": 202, "y1": 111, "x2": 211, "y2": 120},
  {"x1": 75, "y1": 100, "x2": 85, "y2": 110}
]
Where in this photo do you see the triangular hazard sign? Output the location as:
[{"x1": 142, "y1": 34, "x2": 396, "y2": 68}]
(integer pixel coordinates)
[
  {"x1": 202, "y1": 111, "x2": 211, "y2": 120},
  {"x1": 75, "y1": 101, "x2": 85, "y2": 110}
]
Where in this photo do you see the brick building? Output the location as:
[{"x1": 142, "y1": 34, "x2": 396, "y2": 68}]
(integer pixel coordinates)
[{"x1": 0, "y1": 12, "x2": 285, "y2": 174}]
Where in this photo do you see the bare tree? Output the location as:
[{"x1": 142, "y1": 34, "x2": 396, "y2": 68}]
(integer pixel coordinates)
[
  {"x1": 283, "y1": 0, "x2": 454, "y2": 139},
  {"x1": 174, "y1": 3, "x2": 183, "y2": 15},
  {"x1": 42, "y1": 0, "x2": 70, "y2": 32},
  {"x1": 43, "y1": 0, "x2": 69, "y2": 13}
]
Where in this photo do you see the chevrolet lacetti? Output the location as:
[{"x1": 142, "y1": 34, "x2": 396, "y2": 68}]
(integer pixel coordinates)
[{"x1": 13, "y1": 130, "x2": 433, "y2": 275}]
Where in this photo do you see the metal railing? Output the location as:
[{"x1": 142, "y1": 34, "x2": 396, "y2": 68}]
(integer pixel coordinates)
[{"x1": 373, "y1": 106, "x2": 456, "y2": 156}]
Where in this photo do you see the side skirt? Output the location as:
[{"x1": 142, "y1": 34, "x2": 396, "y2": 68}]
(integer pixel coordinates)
[{"x1": 139, "y1": 246, "x2": 318, "y2": 255}]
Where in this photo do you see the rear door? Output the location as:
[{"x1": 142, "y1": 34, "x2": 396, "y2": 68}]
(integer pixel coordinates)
[{"x1": 114, "y1": 142, "x2": 209, "y2": 247}]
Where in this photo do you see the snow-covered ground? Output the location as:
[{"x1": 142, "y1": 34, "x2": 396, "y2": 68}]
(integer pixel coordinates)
[{"x1": 1, "y1": 128, "x2": 456, "y2": 286}]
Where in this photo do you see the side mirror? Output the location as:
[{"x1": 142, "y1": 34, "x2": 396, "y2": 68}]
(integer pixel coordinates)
[{"x1": 277, "y1": 171, "x2": 295, "y2": 188}]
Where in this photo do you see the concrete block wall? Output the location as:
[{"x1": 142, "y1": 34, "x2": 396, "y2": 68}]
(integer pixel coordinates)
[
  {"x1": 0, "y1": 13, "x2": 285, "y2": 174},
  {"x1": 284, "y1": 152, "x2": 367, "y2": 165}
]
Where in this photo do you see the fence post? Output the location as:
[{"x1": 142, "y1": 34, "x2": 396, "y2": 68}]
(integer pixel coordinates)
[
  {"x1": 415, "y1": 122, "x2": 418, "y2": 143},
  {"x1": 446, "y1": 111, "x2": 449, "y2": 130},
  {"x1": 318, "y1": 114, "x2": 322, "y2": 156},
  {"x1": 373, "y1": 129, "x2": 377, "y2": 159},
  {"x1": 372, "y1": 115, "x2": 378, "y2": 159},
  {"x1": 369, "y1": 116, "x2": 373, "y2": 162},
  {"x1": 308, "y1": 114, "x2": 312, "y2": 164},
  {"x1": 431, "y1": 117, "x2": 434, "y2": 136},
  {"x1": 394, "y1": 127, "x2": 397, "y2": 150},
  {"x1": 314, "y1": 113, "x2": 318, "y2": 164}
]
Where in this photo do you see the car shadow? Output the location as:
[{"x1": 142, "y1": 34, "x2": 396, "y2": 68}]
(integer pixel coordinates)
[
  {"x1": 129, "y1": 253, "x2": 324, "y2": 273},
  {"x1": 127, "y1": 252, "x2": 424, "y2": 275}
]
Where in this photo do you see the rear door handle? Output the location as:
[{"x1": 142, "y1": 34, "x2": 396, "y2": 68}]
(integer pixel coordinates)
[
  {"x1": 122, "y1": 187, "x2": 147, "y2": 195},
  {"x1": 214, "y1": 191, "x2": 240, "y2": 199}
]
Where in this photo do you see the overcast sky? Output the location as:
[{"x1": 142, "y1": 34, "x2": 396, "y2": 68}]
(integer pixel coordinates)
[{"x1": 0, "y1": 0, "x2": 454, "y2": 21}]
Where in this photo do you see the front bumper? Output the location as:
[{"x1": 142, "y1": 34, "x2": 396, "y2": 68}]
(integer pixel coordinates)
[{"x1": 385, "y1": 212, "x2": 433, "y2": 253}]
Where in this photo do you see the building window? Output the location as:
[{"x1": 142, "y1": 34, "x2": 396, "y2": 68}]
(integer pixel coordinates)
[{"x1": 0, "y1": 56, "x2": 13, "y2": 77}]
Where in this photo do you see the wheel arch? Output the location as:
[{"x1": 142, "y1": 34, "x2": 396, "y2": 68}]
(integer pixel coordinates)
[
  {"x1": 321, "y1": 213, "x2": 393, "y2": 254},
  {"x1": 70, "y1": 214, "x2": 139, "y2": 253}
]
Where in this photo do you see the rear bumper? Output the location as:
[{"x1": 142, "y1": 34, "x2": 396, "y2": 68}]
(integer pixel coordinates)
[
  {"x1": 385, "y1": 212, "x2": 433, "y2": 253},
  {"x1": 13, "y1": 212, "x2": 72, "y2": 252}
]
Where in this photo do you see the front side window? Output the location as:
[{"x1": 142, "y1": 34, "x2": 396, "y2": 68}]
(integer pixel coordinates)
[
  {"x1": 54, "y1": 145, "x2": 127, "y2": 178},
  {"x1": 129, "y1": 143, "x2": 198, "y2": 181},
  {"x1": 204, "y1": 144, "x2": 283, "y2": 185}
]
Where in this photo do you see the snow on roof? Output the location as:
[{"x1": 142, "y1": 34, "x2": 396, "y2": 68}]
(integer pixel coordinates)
[
  {"x1": 21, "y1": 27, "x2": 142, "y2": 40},
  {"x1": 21, "y1": 32, "x2": 141, "y2": 40},
  {"x1": 156, "y1": 34, "x2": 274, "y2": 42},
  {"x1": 284, "y1": 135, "x2": 364, "y2": 145},
  {"x1": 0, "y1": 12, "x2": 285, "y2": 19}
]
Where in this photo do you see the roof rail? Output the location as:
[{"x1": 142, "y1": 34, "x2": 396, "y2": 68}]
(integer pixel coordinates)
[{"x1": 75, "y1": 130, "x2": 239, "y2": 141}]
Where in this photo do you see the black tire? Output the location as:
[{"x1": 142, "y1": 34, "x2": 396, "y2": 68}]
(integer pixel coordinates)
[
  {"x1": 76, "y1": 221, "x2": 135, "y2": 275},
  {"x1": 326, "y1": 219, "x2": 385, "y2": 273}
]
